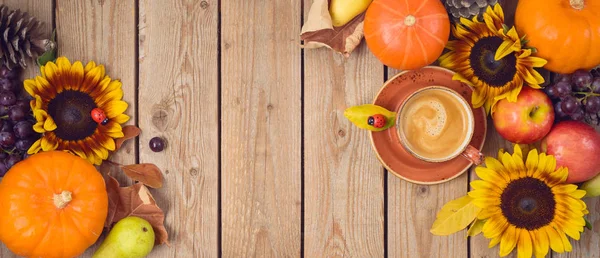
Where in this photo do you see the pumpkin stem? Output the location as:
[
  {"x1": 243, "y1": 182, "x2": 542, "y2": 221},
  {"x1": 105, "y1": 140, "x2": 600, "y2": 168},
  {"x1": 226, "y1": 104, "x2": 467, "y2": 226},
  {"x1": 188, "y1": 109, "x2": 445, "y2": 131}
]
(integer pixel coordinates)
[
  {"x1": 404, "y1": 15, "x2": 416, "y2": 27},
  {"x1": 53, "y1": 191, "x2": 72, "y2": 209},
  {"x1": 570, "y1": 0, "x2": 585, "y2": 10}
]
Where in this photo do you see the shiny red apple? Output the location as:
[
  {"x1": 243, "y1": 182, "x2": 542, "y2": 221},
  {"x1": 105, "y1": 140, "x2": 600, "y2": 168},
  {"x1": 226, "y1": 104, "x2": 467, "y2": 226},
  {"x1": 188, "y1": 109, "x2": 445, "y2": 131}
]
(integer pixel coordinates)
[
  {"x1": 492, "y1": 87, "x2": 554, "y2": 144},
  {"x1": 542, "y1": 121, "x2": 600, "y2": 183}
]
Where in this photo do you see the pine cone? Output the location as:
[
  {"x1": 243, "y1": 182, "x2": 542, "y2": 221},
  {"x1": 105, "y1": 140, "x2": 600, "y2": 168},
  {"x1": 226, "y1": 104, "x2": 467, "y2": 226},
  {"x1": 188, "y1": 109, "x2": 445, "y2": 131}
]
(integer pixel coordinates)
[
  {"x1": 0, "y1": 5, "x2": 54, "y2": 70},
  {"x1": 444, "y1": 0, "x2": 498, "y2": 21}
]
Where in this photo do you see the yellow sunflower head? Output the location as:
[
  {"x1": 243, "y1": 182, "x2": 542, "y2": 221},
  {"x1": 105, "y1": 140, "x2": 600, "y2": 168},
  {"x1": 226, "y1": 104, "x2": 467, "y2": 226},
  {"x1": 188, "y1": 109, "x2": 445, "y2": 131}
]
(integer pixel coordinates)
[
  {"x1": 439, "y1": 4, "x2": 548, "y2": 114},
  {"x1": 469, "y1": 144, "x2": 588, "y2": 258},
  {"x1": 24, "y1": 56, "x2": 129, "y2": 165}
]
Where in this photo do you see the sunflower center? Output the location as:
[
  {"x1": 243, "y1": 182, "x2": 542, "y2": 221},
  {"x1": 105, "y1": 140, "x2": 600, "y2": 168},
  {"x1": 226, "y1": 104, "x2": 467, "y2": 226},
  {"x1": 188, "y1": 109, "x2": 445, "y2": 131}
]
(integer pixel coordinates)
[
  {"x1": 469, "y1": 36, "x2": 517, "y2": 87},
  {"x1": 47, "y1": 90, "x2": 98, "y2": 141},
  {"x1": 500, "y1": 177, "x2": 556, "y2": 230}
]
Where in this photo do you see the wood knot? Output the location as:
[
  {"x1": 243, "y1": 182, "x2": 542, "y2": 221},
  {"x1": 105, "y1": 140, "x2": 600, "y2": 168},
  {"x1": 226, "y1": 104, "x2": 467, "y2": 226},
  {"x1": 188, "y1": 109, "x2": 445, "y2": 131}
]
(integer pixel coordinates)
[
  {"x1": 190, "y1": 168, "x2": 199, "y2": 176},
  {"x1": 152, "y1": 109, "x2": 169, "y2": 131},
  {"x1": 165, "y1": 169, "x2": 170, "y2": 175},
  {"x1": 200, "y1": 1, "x2": 209, "y2": 9},
  {"x1": 337, "y1": 129, "x2": 345, "y2": 137},
  {"x1": 267, "y1": 104, "x2": 274, "y2": 110},
  {"x1": 418, "y1": 186, "x2": 428, "y2": 194},
  {"x1": 224, "y1": 42, "x2": 231, "y2": 50}
]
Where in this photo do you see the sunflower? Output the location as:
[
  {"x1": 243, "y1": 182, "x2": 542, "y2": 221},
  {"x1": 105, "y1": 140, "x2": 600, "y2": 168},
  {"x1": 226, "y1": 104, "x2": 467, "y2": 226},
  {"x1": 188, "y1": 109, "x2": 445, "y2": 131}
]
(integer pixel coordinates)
[
  {"x1": 439, "y1": 4, "x2": 547, "y2": 114},
  {"x1": 24, "y1": 56, "x2": 129, "y2": 165},
  {"x1": 469, "y1": 145, "x2": 588, "y2": 258}
]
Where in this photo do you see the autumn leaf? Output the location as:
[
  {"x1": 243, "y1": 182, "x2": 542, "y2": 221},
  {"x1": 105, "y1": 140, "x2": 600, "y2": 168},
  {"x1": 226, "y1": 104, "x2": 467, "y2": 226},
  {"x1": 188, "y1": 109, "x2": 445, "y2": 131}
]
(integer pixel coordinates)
[
  {"x1": 430, "y1": 195, "x2": 481, "y2": 236},
  {"x1": 466, "y1": 219, "x2": 486, "y2": 238},
  {"x1": 300, "y1": 0, "x2": 365, "y2": 56},
  {"x1": 105, "y1": 175, "x2": 121, "y2": 228},
  {"x1": 105, "y1": 175, "x2": 170, "y2": 246},
  {"x1": 115, "y1": 125, "x2": 142, "y2": 150},
  {"x1": 121, "y1": 163, "x2": 164, "y2": 189},
  {"x1": 344, "y1": 104, "x2": 396, "y2": 132}
]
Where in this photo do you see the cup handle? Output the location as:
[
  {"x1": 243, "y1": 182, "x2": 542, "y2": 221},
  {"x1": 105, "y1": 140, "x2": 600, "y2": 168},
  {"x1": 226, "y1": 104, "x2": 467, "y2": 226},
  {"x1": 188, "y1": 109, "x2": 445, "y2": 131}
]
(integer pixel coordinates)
[{"x1": 460, "y1": 145, "x2": 484, "y2": 165}]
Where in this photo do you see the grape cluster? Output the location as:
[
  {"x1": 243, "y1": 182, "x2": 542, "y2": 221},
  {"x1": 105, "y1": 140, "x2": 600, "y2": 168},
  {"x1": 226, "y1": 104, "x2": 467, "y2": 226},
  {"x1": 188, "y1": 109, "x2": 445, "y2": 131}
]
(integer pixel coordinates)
[
  {"x1": 0, "y1": 66, "x2": 40, "y2": 177},
  {"x1": 545, "y1": 69, "x2": 600, "y2": 126}
]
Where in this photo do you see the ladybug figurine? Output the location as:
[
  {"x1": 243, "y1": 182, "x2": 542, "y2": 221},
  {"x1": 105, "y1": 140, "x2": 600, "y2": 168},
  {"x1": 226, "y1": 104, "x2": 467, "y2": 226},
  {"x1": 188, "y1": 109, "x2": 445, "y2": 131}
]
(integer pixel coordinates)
[
  {"x1": 367, "y1": 114, "x2": 386, "y2": 128},
  {"x1": 91, "y1": 108, "x2": 109, "y2": 125}
]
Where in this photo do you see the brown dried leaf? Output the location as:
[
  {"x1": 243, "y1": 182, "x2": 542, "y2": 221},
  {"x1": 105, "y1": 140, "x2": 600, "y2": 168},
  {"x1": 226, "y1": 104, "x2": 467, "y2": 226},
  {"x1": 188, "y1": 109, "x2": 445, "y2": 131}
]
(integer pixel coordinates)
[
  {"x1": 106, "y1": 176, "x2": 170, "y2": 246},
  {"x1": 115, "y1": 125, "x2": 142, "y2": 150},
  {"x1": 300, "y1": 0, "x2": 365, "y2": 56},
  {"x1": 121, "y1": 163, "x2": 164, "y2": 188},
  {"x1": 105, "y1": 175, "x2": 121, "y2": 228}
]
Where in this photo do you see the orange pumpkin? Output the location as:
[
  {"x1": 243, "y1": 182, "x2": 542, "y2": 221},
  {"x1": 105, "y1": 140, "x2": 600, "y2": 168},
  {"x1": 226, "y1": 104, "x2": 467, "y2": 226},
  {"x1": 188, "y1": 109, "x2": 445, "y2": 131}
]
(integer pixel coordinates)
[
  {"x1": 364, "y1": 0, "x2": 450, "y2": 70},
  {"x1": 0, "y1": 151, "x2": 108, "y2": 258},
  {"x1": 515, "y1": 0, "x2": 600, "y2": 74}
]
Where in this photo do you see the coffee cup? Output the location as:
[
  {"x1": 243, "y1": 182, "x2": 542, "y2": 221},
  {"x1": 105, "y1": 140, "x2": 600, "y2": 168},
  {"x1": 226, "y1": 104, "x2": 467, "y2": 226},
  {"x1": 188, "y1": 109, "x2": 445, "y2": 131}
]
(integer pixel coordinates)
[{"x1": 396, "y1": 86, "x2": 484, "y2": 165}]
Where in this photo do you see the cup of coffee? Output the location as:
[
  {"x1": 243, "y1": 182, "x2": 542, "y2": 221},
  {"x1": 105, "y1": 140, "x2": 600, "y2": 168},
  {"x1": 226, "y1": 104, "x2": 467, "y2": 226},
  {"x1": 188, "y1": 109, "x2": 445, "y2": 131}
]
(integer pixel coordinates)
[{"x1": 396, "y1": 86, "x2": 483, "y2": 165}]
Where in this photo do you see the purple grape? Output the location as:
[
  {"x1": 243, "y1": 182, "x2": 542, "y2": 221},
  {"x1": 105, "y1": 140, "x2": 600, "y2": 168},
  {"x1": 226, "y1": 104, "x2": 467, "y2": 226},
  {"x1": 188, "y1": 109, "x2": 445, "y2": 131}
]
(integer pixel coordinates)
[
  {"x1": 571, "y1": 108, "x2": 586, "y2": 121},
  {"x1": 591, "y1": 77, "x2": 600, "y2": 94},
  {"x1": 8, "y1": 106, "x2": 26, "y2": 121},
  {"x1": 13, "y1": 121, "x2": 33, "y2": 139},
  {"x1": 572, "y1": 70, "x2": 593, "y2": 91},
  {"x1": 0, "y1": 162, "x2": 8, "y2": 177},
  {"x1": 15, "y1": 138, "x2": 34, "y2": 152},
  {"x1": 149, "y1": 137, "x2": 166, "y2": 152},
  {"x1": 1, "y1": 120, "x2": 12, "y2": 132},
  {"x1": 0, "y1": 78, "x2": 15, "y2": 92},
  {"x1": 0, "y1": 66, "x2": 18, "y2": 79},
  {"x1": 0, "y1": 90, "x2": 16, "y2": 106},
  {"x1": 6, "y1": 154, "x2": 21, "y2": 168},
  {"x1": 0, "y1": 131, "x2": 15, "y2": 148},
  {"x1": 561, "y1": 96, "x2": 579, "y2": 114},
  {"x1": 554, "y1": 101, "x2": 568, "y2": 119},
  {"x1": 545, "y1": 85, "x2": 559, "y2": 99},
  {"x1": 21, "y1": 152, "x2": 31, "y2": 160},
  {"x1": 555, "y1": 81, "x2": 572, "y2": 97},
  {"x1": 554, "y1": 74, "x2": 572, "y2": 84},
  {"x1": 0, "y1": 152, "x2": 7, "y2": 159},
  {"x1": 585, "y1": 96, "x2": 600, "y2": 113}
]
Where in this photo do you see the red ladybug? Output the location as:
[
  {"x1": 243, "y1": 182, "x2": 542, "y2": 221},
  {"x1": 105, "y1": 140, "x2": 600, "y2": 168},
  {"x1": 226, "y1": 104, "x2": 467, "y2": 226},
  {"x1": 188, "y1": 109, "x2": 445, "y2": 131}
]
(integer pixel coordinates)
[
  {"x1": 367, "y1": 114, "x2": 386, "y2": 128},
  {"x1": 91, "y1": 108, "x2": 109, "y2": 125}
]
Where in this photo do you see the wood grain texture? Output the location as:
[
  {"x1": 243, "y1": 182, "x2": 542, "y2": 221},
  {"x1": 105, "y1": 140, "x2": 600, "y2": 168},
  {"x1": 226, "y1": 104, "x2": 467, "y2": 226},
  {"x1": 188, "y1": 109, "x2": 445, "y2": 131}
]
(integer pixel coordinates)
[
  {"x1": 385, "y1": 68, "x2": 468, "y2": 258},
  {"x1": 138, "y1": 0, "x2": 219, "y2": 257},
  {"x1": 55, "y1": 0, "x2": 138, "y2": 256},
  {"x1": 0, "y1": 1, "x2": 52, "y2": 257},
  {"x1": 303, "y1": 44, "x2": 385, "y2": 256},
  {"x1": 220, "y1": 0, "x2": 301, "y2": 257}
]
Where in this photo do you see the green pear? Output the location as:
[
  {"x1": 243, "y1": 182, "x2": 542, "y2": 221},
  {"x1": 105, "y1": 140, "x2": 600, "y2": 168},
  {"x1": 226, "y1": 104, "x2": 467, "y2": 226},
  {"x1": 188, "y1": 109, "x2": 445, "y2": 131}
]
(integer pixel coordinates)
[
  {"x1": 93, "y1": 216, "x2": 155, "y2": 258},
  {"x1": 581, "y1": 174, "x2": 600, "y2": 198}
]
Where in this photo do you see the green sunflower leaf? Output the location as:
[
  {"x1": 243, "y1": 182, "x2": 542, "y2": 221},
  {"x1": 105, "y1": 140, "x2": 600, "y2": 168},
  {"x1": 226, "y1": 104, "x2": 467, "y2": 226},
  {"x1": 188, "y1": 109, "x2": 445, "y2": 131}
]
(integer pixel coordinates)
[
  {"x1": 585, "y1": 217, "x2": 593, "y2": 231},
  {"x1": 430, "y1": 195, "x2": 482, "y2": 236},
  {"x1": 37, "y1": 29, "x2": 57, "y2": 66},
  {"x1": 343, "y1": 104, "x2": 395, "y2": 132},
  {"x1": 466, "y1": 218, "x2": 486, "y2": 238}
]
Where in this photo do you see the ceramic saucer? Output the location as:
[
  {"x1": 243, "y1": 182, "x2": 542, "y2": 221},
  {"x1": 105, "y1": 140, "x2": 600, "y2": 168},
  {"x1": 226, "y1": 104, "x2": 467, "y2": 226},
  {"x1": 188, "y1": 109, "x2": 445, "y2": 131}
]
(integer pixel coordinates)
[{"x1": 369, "y1": 66, "x2": 487, "y2": 185}]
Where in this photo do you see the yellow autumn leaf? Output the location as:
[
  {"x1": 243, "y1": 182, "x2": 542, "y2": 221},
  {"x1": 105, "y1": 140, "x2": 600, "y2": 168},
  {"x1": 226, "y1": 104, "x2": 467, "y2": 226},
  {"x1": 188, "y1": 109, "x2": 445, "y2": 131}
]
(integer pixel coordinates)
[
  {"x1": 430, "y1": 195, "x2": 482, "y2": 236},
  {"x1": 343, "y1": 104, "x2": 396, "y2": 132},
  {"x1": 466, "y1": 219, "x2": 486, "y2": 238}
]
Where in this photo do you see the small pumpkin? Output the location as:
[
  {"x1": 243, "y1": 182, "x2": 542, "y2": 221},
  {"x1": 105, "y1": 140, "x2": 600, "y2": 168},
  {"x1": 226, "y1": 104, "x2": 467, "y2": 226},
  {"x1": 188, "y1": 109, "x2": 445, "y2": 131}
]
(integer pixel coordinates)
[
  {"x1": 0, "y1": 151, "x2": 108, "y2": 258},
  {"x1": 364, "y1": 0, "x2": 450, "y2": 70},
  {"x1": 515, "y1": 0, "x2": 600, "y2": 74}
]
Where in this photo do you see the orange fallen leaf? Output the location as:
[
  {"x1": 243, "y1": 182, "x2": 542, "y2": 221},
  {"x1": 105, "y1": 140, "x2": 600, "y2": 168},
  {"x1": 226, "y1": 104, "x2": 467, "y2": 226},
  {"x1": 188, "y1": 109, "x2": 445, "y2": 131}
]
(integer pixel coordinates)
[
  {"x1": 105, "y1": 175, "x2": 170, "y2": 246},
  {"x1": 115, "y1": 125, "x2": 142, "y2": 150},
  {"x1": 105, "y1": 175, "x2": 121, "y2": 228},
  {"x1": 121, "y1": 163, "x2": 164, "y2": 188}
]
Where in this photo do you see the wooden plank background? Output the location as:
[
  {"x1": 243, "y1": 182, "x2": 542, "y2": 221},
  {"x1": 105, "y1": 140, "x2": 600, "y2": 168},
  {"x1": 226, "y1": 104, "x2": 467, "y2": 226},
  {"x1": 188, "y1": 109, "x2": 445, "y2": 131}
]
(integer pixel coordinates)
[{"x1": 0, "y1": 0, "x2": 597, "y2": 257}]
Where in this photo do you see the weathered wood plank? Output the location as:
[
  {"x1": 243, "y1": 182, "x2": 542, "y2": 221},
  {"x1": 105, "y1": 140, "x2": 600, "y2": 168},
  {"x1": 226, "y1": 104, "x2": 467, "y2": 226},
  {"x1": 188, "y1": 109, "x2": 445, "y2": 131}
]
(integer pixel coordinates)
[
  {"x1": 55, "y1": 0, "x2": 138, "y2": 256},
  {"x1": 386, "y1": 68, "x2": 468, "y2": 258},
  {"x1": 138, "y1": 0, "x2": 219, "y2": 257},
  {"x1": 0, "y1": 1, "x2": 52, "y2": 257},
  {"x1": 220, "y1": 0, "x2": 301, "y2": 257},
  {"x1": 302, "y1": 9, "x2": 385, "y2": 257}
]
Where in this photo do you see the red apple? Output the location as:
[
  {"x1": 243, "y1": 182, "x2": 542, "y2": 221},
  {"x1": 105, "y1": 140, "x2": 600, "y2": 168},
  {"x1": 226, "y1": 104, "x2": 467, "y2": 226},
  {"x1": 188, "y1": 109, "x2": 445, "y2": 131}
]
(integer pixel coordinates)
[
  {"x1": 492, "y1": 87, "x2": 554, "y2": 144},
  {"x1": 542, "y1": 121, "x2": 600, "y2": 183}
]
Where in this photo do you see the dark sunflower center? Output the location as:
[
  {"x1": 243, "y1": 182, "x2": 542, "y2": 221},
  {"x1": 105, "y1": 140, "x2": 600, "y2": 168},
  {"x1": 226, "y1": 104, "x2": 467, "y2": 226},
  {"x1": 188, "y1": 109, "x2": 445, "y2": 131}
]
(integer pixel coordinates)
[
  {"x1": 469, "y1": 36, "x2": 517, "y2": 87},
  {"x1": 500, "y1": 177, "x2": 556, "y2": 230},
  {"x1": 47, "y1": 90, "x2": 98, "y2": 141}
]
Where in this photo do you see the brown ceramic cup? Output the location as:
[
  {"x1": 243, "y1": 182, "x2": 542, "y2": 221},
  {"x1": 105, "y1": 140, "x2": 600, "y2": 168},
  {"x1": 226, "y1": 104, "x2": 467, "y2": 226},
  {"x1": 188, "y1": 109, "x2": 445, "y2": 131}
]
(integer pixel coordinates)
[{"x1": 396, "y1": 86, "x2": 484, "y2": 165}]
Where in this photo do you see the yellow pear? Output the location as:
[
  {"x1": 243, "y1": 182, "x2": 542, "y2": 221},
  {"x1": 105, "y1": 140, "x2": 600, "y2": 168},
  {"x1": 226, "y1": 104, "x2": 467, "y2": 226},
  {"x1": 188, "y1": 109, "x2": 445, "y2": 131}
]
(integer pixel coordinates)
[
  {"x1": 329, "y1": 0, "x2": 373, "y2": 27},
  {"x1": 93, "y1": 216, "x2": 155, "y2": 258},
  {"x1": 581, "y1": 174, "x2": 600, "y2": 197}
]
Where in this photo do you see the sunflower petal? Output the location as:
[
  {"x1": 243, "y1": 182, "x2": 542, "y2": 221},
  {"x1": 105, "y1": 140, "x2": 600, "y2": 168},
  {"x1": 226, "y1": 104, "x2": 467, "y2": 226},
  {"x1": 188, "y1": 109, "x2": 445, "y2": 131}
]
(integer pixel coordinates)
[
  {"x1": 43, "y1": 116, "x2": 57, "y2": 131},
  {"x1": 517, "y1": 229, "x2": 532, "y2": 258},
  {"x1": 546, "y1": 227, "x2": 564, "y2": 253},
  {"x1": 41, "y1": 136, "x2": 58, "y2": 151},
  {"x1": 533, "y1": 229, "x2": 550, "y2": 258},
  {"x1": 525, "y1": 148, "x2": 539, "y2": 176},
  {"x1": 499, "y1": 226, "x2": 518, "y2": 257},
  {"x1": 27, "y1": 139, "x2": 42, "y2": 154},
  {"x1": 113, "y1": 114, "x2": 130, "y2": 124},
  {"x1": 482, "y1": 215, "x2": 507, "y2": 239},
  {"x1": 104, "y1": 101, "x2": 128, "y2": 118}
]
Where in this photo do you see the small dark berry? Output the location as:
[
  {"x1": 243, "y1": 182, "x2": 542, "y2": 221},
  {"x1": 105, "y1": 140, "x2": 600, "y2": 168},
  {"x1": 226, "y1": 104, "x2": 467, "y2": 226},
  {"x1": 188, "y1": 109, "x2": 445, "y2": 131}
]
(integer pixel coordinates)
[{"x1": 149, "y1": 137, "x2": 166, "y2": 152}]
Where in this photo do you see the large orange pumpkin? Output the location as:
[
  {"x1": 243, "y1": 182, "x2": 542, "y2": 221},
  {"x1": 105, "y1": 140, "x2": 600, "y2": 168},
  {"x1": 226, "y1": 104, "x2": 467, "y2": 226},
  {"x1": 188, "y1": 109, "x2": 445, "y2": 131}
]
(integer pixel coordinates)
[
  {"x1": 515, "y1": 0, "x2": 600, "y2": 74},
  {"x1": 364, "y1": 0, "x2": 450, "y2": 70},
  {"x1": 0, "y1": 151, "x2": 108, "y2": 258}
]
